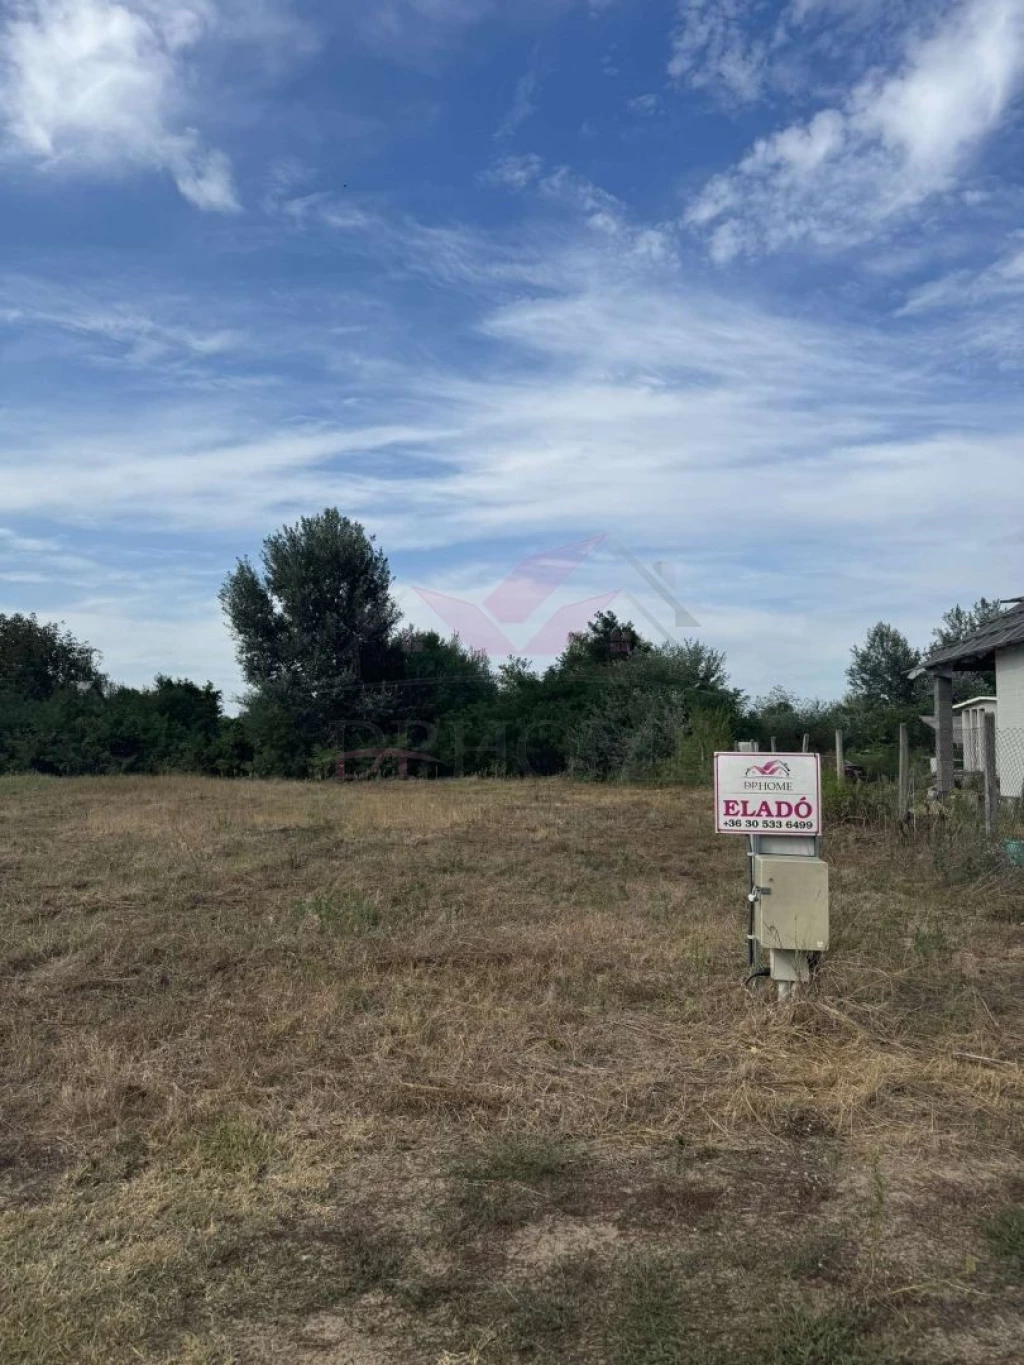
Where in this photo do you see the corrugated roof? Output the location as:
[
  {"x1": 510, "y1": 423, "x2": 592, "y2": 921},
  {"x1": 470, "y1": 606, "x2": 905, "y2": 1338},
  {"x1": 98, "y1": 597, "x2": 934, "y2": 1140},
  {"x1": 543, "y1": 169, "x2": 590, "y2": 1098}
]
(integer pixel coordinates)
[{"x1": 923, "y1": 601, "x2": 1024, "y2": 670}]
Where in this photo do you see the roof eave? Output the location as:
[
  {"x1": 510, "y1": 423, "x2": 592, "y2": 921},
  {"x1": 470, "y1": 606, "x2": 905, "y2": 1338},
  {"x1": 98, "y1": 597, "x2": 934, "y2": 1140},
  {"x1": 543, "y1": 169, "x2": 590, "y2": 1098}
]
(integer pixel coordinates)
[{"x1": 920, "y1": 648, "x2": 998, "y2": 673}]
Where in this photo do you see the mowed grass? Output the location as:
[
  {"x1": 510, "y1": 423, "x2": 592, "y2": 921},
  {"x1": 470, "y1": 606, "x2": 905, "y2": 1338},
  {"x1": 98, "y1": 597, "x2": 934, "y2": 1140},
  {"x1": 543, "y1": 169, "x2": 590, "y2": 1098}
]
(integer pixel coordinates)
[{"x1": 0, "y1": 774, "x2": 1021, "y2": 1364}]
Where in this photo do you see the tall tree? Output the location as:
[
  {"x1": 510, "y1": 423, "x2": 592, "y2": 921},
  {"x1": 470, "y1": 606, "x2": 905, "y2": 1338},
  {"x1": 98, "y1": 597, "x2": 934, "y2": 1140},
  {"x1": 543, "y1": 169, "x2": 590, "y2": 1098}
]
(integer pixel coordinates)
[
  {"x1": 554, "y1": 610, "x2": 652, "y2": 672},
  {"x1": 0, "y1": 614, "x2": 102, "y2": 701},
  {"x1": 747, "y1": 687, "x2": 843, "y2": 756},
  {"x1": 221, "y1": 511, "x2": 400, "y2": 767},
  {"x1": 220, "y1": 510, "x2": 399, "y2": 694},
  {"x1": 390, "y1": 628, "x2": 495, "y2": 743},
  {"x1": 931, "y1": 597, "x2": 1005, "y2": 651},
  {"x1": 930, "y1": 597, "x2": 1004, "y2": 700},
  {"x1": 846, "y1": 622, "x2": 922, "y2": 707},
  {"x1": 564, "y1": 639, "x2": 742, "y2": 780}
]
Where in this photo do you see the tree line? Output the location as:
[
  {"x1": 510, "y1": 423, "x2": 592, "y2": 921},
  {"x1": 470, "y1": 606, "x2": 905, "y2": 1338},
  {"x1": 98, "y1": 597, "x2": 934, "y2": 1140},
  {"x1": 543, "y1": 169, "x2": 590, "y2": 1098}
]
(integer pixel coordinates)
[{"x1": 0, "y1": 509, "x2": 1004, "y2": 781}]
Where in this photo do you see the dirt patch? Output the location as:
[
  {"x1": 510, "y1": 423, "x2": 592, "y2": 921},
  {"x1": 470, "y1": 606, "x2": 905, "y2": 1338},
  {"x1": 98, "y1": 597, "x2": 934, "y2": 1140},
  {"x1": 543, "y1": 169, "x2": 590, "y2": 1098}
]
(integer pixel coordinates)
[
  {"x1": 916, "y1": 1313, "x2": 1024, "y2": 1365},
  {"x1": 505, "y1": 1215, "x2": 622, "y2": 1267},
  {"x1": 615, "y1": 1177, "x2": 723, "y2": 1228},
  {"x1": 244, "y1": 1304, "x2": 401, "y2": 1364}
]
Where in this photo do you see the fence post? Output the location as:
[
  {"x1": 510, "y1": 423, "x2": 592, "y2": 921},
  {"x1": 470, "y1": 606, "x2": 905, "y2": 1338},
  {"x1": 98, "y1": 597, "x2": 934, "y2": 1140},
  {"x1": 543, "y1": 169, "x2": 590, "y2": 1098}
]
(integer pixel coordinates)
[
  {"x1": 898, "y1": 723, "x2": 910, "y2": 821},
  {"x1": 770, "y1": 736, "x2": 777, "y2": 753},
  {"x1": 983, "y1": 711, "x2": 999, "y2": 838},
  {"x1": 835, "y1": 729, "x2": 845, "y2": 783},
  {"x1": 801, "y1": 733, "x2": 809, "y2": 753},
  {"x1": 934, "y1": 672, "x2": 954, "y2": 799}
]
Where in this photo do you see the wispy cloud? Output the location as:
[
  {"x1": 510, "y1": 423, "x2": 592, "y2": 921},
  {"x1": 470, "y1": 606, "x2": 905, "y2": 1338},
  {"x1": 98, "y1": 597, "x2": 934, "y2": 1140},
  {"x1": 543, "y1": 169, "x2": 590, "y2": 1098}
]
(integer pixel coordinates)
[
  {"x1": 484, "y1": 155, "x2": 676, "y2": 261},
  {"x1": 3, "y1": 206, "x2": 1022, "y2": 556},
  {"x1": 4, "y1": 198, "x2": 1023, "y2": 696},
  {"x1": 899, "y1": 235, "x2": 1024, "y2": 314},
  {"x1": 495, "y1": 60, "x2": 541, "y2": 141},
  {"x1": 0, "y1": 274, "x2": 245, "y2": 367},
  {"x1": 0, "y1": 526, "x2": 63, "y2": 555},
  {"x1": 668, "y1": 0, "x2": 769, "y2": 104},
  {"x1": 686, "y1": 0, "x2": 1024, "y2": 259},
  {"x1": 627, "y1": 93, "x2": 660, "y2": 116},
  {"x1": 357, "y1": 0, "x2": 571, "y2": 64},
  {"x1": 894, "y1": 231, "x2": 1024, "y2": 365},
  {"x1": 484, "y1": 153, "x2": 545, "y2": 190},
  {"x1": 356, "y1": 0, "x2": 496, "y2": 58}
]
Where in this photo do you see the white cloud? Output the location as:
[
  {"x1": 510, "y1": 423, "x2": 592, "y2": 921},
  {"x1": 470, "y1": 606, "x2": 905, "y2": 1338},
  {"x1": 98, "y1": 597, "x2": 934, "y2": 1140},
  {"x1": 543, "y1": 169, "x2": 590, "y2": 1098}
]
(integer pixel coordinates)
[
  {"x1": 0, "y1": 0, "x2": 239, "y2": 210},
  {"x1": 669, "y1": 2, "x2": 950, "y2": 110},
  {"x1": 3, "y1": 222, "x2": 1021, "y2": 559},
  {"x1": 669, "y1": 0, "x2": 770, "y2": 103},
  {"x1": 895, "y1": 233, "x2": 1024, "y2": 364},
  {"x1": 484, "y1": 154, "x2": 545, "y2": 190},
  {"x1": 356, "y1": 0, "x2": 495, "y2": 51},
  {"x1": 0, "y1": 527, "x2": 63, "y2": 554},
  {"x1": 483, "y1": 157, "x2": 677, "y2": 261},
  {"x1": 686, "y1": 0, "x2": 1024, "y2": 256},
  {"x1": 899, "y1": 237, "x2": 1024, "y2": 314},
  {"x1": 356, "y1": 0, "x2": 573, "y2": 62},
  {"x1": 0, "y1": 274, "x2": 245, "y2": 367},
  {"x1": 496, "y1": 64, "x2": 540, "y2": 141},
  {"x1": 53, "y1": 588, "x2": 240, "y2": 697}
]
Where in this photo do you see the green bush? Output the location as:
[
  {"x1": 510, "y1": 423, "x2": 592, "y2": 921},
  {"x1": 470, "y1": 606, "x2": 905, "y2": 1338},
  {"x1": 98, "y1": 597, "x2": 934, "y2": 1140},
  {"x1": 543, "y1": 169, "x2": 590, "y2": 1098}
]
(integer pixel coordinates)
[{"x1": 822, "y1": 771, "x2": 899, "y2": 826}]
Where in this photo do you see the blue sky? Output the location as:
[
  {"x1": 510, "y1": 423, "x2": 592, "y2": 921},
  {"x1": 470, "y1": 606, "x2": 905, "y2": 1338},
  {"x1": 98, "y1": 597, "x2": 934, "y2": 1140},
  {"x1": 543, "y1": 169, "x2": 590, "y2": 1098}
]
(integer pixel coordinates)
[{"x1": 1, "y1": 0, "x2": 1023, "y2": 705}]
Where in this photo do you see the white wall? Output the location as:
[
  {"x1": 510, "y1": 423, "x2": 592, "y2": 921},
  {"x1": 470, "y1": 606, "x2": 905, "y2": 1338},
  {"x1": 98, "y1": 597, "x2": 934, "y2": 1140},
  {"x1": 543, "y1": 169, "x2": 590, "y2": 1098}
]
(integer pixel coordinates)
[
  {"x1": 959, "y1": 699, "x2": 997, "y2": 772},
  {"x1": 996, "y1": 646, "x2": 1024, "y2": 799}
]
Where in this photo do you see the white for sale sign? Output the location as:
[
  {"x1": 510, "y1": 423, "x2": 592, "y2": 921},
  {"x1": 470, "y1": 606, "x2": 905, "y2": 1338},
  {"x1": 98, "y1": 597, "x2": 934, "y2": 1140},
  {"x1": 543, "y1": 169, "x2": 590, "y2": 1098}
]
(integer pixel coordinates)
[{"x1": 714, "y1": 752, "x2": 822, "y2": 836}]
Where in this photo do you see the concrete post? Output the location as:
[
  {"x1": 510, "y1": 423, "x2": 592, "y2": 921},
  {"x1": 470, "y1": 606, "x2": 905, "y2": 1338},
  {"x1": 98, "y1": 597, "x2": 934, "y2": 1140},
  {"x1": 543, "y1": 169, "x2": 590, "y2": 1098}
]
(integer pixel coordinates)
[
  {"x1": 835, "y1": 729, "x2": 844, "y2": 783},
  {"x1": 934, "y1": 672, "x2": 954, "y2": 799}
]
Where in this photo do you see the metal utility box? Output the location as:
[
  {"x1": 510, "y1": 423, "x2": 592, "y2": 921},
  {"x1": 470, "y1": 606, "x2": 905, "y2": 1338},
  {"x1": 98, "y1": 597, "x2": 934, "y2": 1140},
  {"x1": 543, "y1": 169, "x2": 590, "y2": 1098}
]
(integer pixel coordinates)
[{"x1": 752, "y1": 855, "x2": 829, "y2": 952}]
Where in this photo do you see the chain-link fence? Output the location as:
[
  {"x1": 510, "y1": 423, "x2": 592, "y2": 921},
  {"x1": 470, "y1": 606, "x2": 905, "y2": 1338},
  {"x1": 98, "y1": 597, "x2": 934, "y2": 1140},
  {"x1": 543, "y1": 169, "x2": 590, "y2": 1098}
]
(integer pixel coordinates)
[{"x1": 986, "y1": 726, "x2": 1024, "y2": 842}]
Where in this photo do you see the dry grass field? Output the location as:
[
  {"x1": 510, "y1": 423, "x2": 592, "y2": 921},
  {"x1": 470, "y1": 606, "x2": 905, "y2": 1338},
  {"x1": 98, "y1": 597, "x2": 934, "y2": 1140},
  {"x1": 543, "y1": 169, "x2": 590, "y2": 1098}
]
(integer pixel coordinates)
[{"x1": 0, "y1": 775, "x2": 1021, "y2": 1365}]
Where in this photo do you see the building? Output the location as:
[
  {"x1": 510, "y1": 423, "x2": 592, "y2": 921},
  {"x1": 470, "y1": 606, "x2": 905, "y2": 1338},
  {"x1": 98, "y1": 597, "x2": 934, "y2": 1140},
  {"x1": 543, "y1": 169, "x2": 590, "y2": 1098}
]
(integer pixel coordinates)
[
  {"x1": 918, "y1": 600, "x2": 1024, "y2": 799},
  {"x1": 921, "y1": 696, "x2": 998, "y2": 767},
  {"x1": 956, "y1": 697, "x2": 998, "y2": 773}
]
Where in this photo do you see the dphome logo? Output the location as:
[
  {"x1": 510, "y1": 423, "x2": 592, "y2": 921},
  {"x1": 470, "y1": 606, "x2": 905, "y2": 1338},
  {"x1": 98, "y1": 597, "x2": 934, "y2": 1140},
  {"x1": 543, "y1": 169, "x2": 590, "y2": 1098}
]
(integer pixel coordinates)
[
  {"x1": 336, "y1": 534, "x2": 704, "y2": 783},
  {"x1": 745, "y1": 760, "x2": 792, "y2": 779},
  {"x1": 409, "y1": 533, "x2": 698, "y2": 658}
]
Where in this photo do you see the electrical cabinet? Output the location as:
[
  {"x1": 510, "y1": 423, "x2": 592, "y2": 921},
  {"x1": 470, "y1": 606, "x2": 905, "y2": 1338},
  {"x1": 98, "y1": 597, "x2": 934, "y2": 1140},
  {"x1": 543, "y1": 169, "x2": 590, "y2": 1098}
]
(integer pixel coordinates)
[{"x1": 752, "y1": 855, "x2": 829, "y2": 952}]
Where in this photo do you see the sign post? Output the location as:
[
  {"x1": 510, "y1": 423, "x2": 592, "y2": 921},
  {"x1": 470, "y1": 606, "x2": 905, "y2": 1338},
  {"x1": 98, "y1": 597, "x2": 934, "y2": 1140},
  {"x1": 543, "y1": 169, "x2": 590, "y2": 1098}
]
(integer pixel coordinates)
[{"x1": 714, "y1": 752, "x2": 828, "y2": 1002}]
